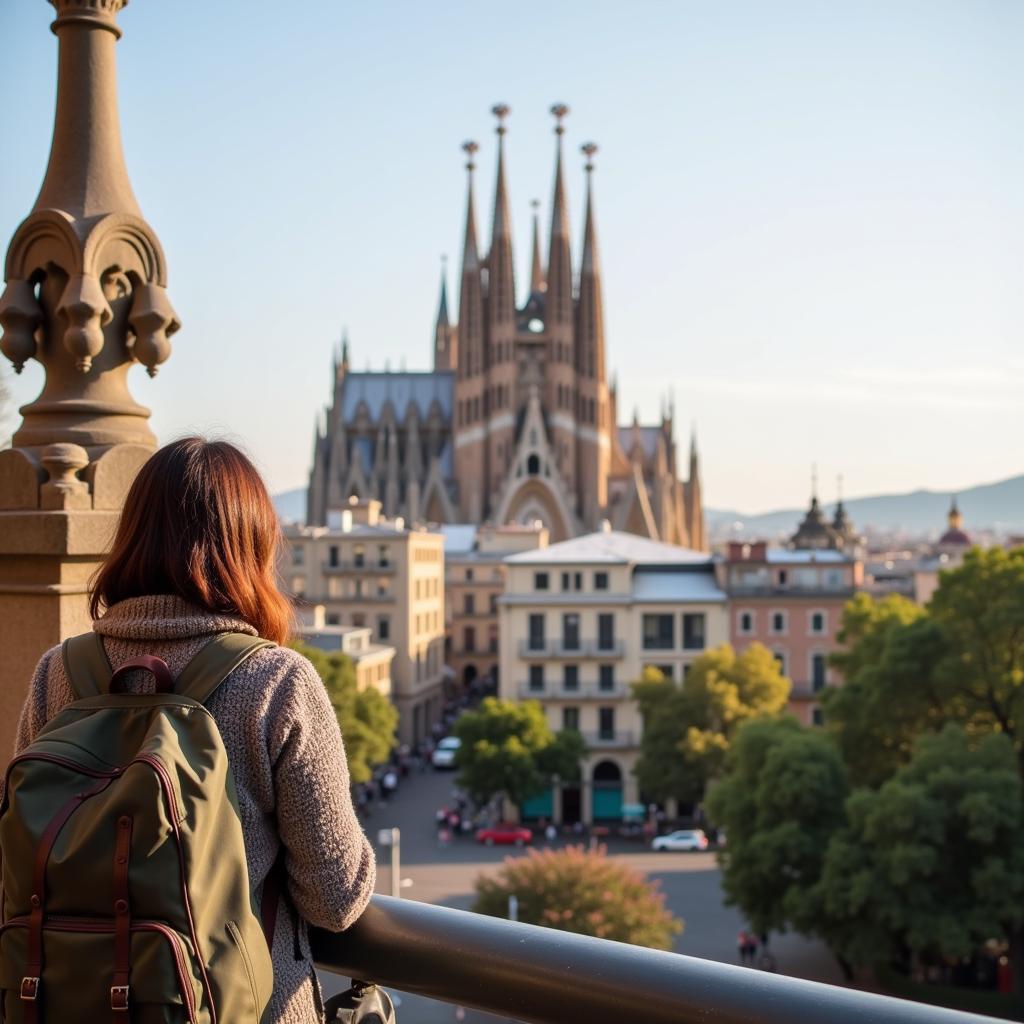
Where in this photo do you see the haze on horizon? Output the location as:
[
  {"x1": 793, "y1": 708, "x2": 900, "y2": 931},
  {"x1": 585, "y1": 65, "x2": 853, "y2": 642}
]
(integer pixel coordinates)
[{"x1": 1, "y1": 0, "x2": 1021, "y2": 514}]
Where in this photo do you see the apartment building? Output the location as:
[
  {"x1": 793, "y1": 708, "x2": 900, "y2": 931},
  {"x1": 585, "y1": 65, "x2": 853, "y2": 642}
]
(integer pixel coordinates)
[
  {"x1": 444, "y1": 524, "x2": 549, "y2": 689},
  {"x1": 281, "y1": 499, "x2": 445, "y2": 745},
  {"x1": 720, "y1": 541, "x2": 862, "y2": 725},
  {"x1": 499, "y1": 529, "x2": 727, "y2": 825},
  {"x1": 293, "y1": 604, "x2": 395, "y2": 697}
]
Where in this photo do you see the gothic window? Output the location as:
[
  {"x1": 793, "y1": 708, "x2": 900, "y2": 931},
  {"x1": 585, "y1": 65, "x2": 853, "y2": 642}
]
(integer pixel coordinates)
[{"x1": 527, "y1": 454, "x2": 540, "y2": 475}]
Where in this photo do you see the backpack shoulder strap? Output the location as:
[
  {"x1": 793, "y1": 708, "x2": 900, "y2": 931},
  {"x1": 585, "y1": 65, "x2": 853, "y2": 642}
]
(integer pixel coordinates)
[
  {"x1": 174, "y1": 632, "x2": 274, "y2": 706},
  {"x1": 61, "y1": 632, "x2": 113, "y2": 699}
]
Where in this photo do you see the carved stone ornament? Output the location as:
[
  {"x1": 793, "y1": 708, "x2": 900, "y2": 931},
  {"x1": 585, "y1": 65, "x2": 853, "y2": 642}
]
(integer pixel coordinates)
[{"x1": 0, "y1": 0, "x2": 180, "y2": 465}]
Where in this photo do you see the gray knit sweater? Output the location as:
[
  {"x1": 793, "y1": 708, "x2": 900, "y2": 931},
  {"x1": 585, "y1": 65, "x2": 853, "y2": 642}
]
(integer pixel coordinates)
[{"x1": 14, "y1": 594, "x2": 377, "y2": 1024}]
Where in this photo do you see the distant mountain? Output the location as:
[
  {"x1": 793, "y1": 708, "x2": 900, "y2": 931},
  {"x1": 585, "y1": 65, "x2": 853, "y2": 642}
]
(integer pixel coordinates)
[
  {"x1": 276, "y1": 473, "x2": 1024, "y2": 537},
  {"x1": 707, "y1": 473, "x2": 1024, "y2": 540},
  {"x1": 273, "y1": 488, "x2": 306, "y2": 524}
]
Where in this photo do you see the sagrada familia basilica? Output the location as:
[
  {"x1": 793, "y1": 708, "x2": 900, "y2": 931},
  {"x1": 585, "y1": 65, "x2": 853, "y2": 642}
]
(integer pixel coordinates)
[{"x1": 308, "y1": 105, "x2": 706, "y2": 548}]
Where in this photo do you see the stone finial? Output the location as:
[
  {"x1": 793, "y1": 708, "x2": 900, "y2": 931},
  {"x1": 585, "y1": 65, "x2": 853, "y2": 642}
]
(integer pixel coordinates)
[
  {"x1": 39, "y1": 443, "x2": 91, "y2": 510},
  {"x1": 550, "y1": 104, "x2": 570, "y2": 135},
  {"x1": 462, "y1": 140, "x2": 479, "y2": 171},
  {"x1": 581, "y1": 142, "x2": 598, "y2": 173},
  {"x1": 491, "y1": 103, "x2": 510, "y2": 135},
  {"x1": 0, "y1": 0, "x2": 179, "y2": 485}
]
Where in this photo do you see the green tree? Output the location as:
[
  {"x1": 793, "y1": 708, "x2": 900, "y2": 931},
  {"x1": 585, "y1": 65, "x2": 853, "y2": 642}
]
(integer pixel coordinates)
[
  {"x1": 474, "y1": 845, "x2": 682, "y2": 950},
  {"x1": 294, "y1": 644, "x2": 398, "y2": 784},
  {"x1": 454, "y1": 698, "x2": 583, "y2": 807},
  {"x1": 707, "y1": 717, "x2": 848, "y2": 940},
  {"x1": 633, "y1": 644, "x2": 790, "y2": 803},
  {"x1": 824, "y1": 593, "x2": 947, "y2": 787},
  {"x1": 826, "y1": 550, "x2": 1024, "y2": 785},
  {"x1": 816, "y1": 724, "x2": 1024, "y2": 979}
]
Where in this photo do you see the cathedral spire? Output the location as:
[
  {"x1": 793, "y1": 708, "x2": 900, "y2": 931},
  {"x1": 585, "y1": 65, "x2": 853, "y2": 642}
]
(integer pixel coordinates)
[
  {"x1": 530, "y1": 199, "x2": 545, "y2": 295},
  {"x1": 457, "y1": 140, "x2": 484, "y2": 378},
  {"x1": 434, "y1": 256, "x2": 456, "y2": 371},
  {"x1": 488, "y1": 104, "x2": 516, "y2": 325},
  {"x1": 547, "y1": 104, "x2": 573, "y2": 327},
  {"x1": 577, "y1": 142, "x2": 605, "y2": 381},
  {"x1": 436, "y1": 258, "x2": 449, "y2": 328}
]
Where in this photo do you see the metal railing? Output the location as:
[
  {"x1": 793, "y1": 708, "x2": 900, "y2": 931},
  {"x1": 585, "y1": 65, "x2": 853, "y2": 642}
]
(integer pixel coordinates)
[
  {"x1": 311, "y1": 895, "x2": 989, "y2": 1024},
  {"x1": 517, "y1": 682, "x2": 628, "y2": 699}
]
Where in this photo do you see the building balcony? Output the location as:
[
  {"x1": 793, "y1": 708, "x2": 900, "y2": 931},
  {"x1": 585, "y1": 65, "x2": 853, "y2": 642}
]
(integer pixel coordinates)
[
  {"x1": 581, "y1": 730, "x2": 636, "y2": 748},
  {"x1": 518, "y1": 683, "x2": 629, "y2": 700},
  {"x1": 312, "y1": 895, "x2": 971, "y2": 1024},
  {"x1": 320, "y1": 592, "x2": 394, "y2": 603},
  {"x1": 518, "y1": 640, "x2": 624, "y2": 659},
  {"x1": 725, "y1": 584, "x2": 855, "y2": 599},
  {"x1": 322, "y1": 560, "x2": 397, "y2": 574}
]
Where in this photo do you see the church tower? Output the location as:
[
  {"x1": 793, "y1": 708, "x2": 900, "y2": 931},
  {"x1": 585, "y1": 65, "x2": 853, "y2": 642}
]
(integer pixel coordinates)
[
  {"x1": 453, "y1": 141, "x2": 486, "y2": 521},
  {"x1": 575, "y1": 142, "x2": 610, "y2": 529},
  {"x1": 485, "y1": 105, "x2": 519, "y2": 513},
  {"x1": 433, "y1": 259, "x2": 456, "y2": 371}
]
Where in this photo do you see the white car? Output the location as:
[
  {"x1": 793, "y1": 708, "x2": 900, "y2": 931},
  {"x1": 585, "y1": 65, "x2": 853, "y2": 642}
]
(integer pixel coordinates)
[
  {"x1": 651, "y1": 829, "x2": 708, "y2": 852},
  {"x1": 431, "y1": 736, "x2": 461, "y2": 769}
]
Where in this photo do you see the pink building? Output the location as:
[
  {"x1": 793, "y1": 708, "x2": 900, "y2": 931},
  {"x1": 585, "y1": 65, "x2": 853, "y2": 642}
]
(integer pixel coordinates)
[{"x1": 721, "y1": 540, "x2": 863, "y2": 725}]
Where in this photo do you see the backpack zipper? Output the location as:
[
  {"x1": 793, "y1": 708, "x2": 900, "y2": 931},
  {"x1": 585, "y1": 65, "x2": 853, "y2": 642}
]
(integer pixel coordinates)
[{"x1": 1, "y1": 915, "x2": 198, "y2": 1022}]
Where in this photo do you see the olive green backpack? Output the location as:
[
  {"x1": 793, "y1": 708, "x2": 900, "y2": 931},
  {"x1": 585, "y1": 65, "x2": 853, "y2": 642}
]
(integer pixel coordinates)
[{"x1": 0, "y1": 631, "x2": 278, "y2": 1023}]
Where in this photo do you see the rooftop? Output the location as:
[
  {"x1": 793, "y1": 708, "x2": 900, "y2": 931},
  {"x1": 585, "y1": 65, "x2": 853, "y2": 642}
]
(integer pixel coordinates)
[
  {"x1": 340, "y1": 370, "x2": 454, "y2": 421},
  {"x1": 506, "y1": 530, "x2": 711, "y2": 566},
  {"x1": 632, "y1": 567, "x2": 726, "y2": 603}
]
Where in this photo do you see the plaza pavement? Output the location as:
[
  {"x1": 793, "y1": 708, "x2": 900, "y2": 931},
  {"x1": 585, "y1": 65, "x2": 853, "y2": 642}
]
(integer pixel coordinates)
[{"x1": 320, "y1": 761, "x2": 842, "y2": 1023}]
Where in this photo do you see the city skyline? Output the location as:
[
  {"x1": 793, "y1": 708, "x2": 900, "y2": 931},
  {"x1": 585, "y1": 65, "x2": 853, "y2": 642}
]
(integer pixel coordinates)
[{"x1": 1, "y1": 0, "x2": 1021, "y2": 512}]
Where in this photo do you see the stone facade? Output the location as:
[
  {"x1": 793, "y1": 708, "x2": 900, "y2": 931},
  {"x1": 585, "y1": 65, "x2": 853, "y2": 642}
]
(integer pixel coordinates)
[
  {"x1": 498, "y1": 529, "x2": 727, "y2": 824},
  {"x1": 308, "y1": 106, "x2": 706, "y2": 548}
]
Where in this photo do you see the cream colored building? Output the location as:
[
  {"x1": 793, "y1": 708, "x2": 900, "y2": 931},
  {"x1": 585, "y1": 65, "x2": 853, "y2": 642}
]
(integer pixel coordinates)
[
  {"x1": 498, "y1": 529, "x2": 728, "y2": 825},
  {"x1": 282, "y1": 500, "x2": 445, "y2": 746},
  {"x1": 294, "y1": 605, "x2": 395, "y2": 698}
]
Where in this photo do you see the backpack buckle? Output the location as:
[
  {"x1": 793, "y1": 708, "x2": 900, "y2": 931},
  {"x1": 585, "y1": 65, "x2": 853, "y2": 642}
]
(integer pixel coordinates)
[
  {"x1": 110, "y1": 985, "x2": 130, "y2": 1011},
  {"x1": 20, "y1": 977, "x2": 40, "y2": 1001}
]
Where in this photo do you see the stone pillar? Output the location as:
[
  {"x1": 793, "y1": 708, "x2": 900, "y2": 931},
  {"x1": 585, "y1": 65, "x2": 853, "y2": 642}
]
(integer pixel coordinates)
[{"x1": 0, "y1": 0, "x2": 178, "y2": 762}]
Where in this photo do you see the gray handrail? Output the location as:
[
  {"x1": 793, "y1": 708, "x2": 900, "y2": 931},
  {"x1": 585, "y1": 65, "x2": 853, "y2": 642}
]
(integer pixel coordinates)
[{"x1": 311, "y1": 895, "x2": 994, "y2": 1024}]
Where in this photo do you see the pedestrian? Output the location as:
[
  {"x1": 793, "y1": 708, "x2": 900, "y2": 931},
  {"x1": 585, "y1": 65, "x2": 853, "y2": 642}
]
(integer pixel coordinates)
[
  {"x1": 545, "y1": 823, "x2": 557, "y2": 845},
  {"x1": 438, "y1": 827, "x2": 451, "y2": 849},
  {"x1": 737, "y1": 930, "x2": 749, "y2": 965},
  {"x1": 12, "y1": 437, "x2": 375, "y2": 1023}
]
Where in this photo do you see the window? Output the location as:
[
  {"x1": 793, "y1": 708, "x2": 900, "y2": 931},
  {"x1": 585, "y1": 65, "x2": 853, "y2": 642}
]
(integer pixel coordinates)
[
  {"x1": 489, "y1": 593, "x2": 498, "y2": 615},
  {"x1": 773, "y1": 650, "x2": 787, "y2": 675},
  {"x1": 770, "y1": 610, "x2": 787, "y2": 635},
  {"x1": 353, "y1": 545, "x2": 365, "y2": 569},
  {"x1": 562, "y1": 707, "x2": 580, "y2": 732},
  {"x1": 563, "y1": 665, "x2": 580, "y2": 691},
  {"x1": 327, "y1": 545, "x2": 338, "y2": 568},
  {"x1": 378, "y1": 616, "x2": 390, "y2": 641},
  {"x1": 642, "y1": 614, "x2": 675, "y2": 650},
  {"x1": 810, "y1": 611, "x2": 826, "y2": 635},
  {"x1": 528, "y1": 614, "x2": 545, "y2": 651},
  {"x1": 528, "y1": 665, "x2": 545, "y2": 692},
  {"x1": 738, "y1": 610, "x2": 754, "y2": 635},
  {"x1": 534, "y1": 572, "x2": 549, "y2": 591},
  {"x1": 561, "y1": 572, "x2": 570, "y2": 591},
  {"x1": 377, "y1": 545, "x2": 390, "y2": 568},
  {"x1": 682, "y1": 613, "x2": 706, "y2": 651},
  {"x1": 326, "y1": 612, "x2": 340, "y2": 626},
  {"x1": 464, "y1": 626, "x2": 476, "y2": 652},
  {"x1": 597, "y1": 613, "x2": 615, "y2": 651},
  {"x1": 599, "y1": 665, "x2": 615, "y2": 691},
  {"x1": 562, "y1": 613, "x2": 580, "y2": 651},
  {"x1": 594, "y1": 571, "x2": 609, "y2": 591},
  {"x1": 655, "y1": 664, "x2": 674, "y2": 681},
  {"x1": 561, "y1": 571, "x2": 583, "y2": 592},
  {"x1": 376, "y1": 580, "x2": 389, "y2": 598},
  {"x1": 598, "y1": 706, "x2": 615, "y2": 740},
  {"x1": 777, "y1": 570, "x2": 787, "y2": 585},
  {"x1": 466, "y1": 568, "x2": 474, "y2": 581},
  {"x1": 488, "y1": 625, "x2": 498, "y2": 653},
  {"x1": 812, "y1": 707, "x2": 824, "y2": 727},
  {"x1": 352, "y1": 613, "x2": 366, "y2": 628},
  {"x1": 464, "y1": 594, "x2": 475, "y2": 615},
  {"x1": 812, "y1": 653, "x2": 827, "y2": 691},
  {"x1": 292, "y1": 545, "x2": 305, "y2": 566},
  {"x1": 574, "y1": 572, "x2": 583, "y2": 591}
]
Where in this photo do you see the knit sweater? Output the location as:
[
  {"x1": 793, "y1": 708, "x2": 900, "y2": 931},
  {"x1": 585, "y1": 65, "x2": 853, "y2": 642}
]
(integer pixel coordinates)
[{"x1": 14, "y1": 594, "x2": 377, "y2": 1024}]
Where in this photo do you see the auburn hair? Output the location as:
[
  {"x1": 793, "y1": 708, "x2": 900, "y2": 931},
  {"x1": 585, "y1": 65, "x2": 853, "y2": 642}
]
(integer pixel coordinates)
[{"x1": 90, "y1": 437, "x2": 294, "y2": 645}]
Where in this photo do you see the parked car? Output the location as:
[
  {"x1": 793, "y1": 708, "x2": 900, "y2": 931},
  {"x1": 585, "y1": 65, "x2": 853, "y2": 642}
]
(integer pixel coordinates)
[
  {"x1": 475, "y1": 823, "x2": 533, "y2": 847},
  {"x1": 431, "y1": 736, "x2": 461, "y2": 769},
  {"x1": 651, "y1": 829, "x2": 709, "y2": 852}
]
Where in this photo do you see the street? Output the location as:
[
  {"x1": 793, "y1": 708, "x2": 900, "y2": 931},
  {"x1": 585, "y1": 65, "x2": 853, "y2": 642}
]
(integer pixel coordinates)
[{"x1": 319, "y1": 760, "x2": 842, "y2": 1022}]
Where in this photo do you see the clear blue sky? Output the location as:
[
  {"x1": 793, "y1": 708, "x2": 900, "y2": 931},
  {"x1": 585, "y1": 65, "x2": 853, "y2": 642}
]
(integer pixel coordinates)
[{"x1": 1, "y1": 0, "x2": 1021, "y2": 513}]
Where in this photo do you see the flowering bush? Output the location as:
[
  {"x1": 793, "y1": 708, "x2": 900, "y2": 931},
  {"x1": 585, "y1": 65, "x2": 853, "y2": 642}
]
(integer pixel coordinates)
[{"x1": 473, "y1": 845, "x2": 682, "y2": 950}]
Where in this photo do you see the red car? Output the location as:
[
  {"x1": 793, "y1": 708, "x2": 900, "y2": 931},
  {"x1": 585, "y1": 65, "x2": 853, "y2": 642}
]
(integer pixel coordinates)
[{"x1": 475, "y1": 823, "x2": 533, "y2": 847}]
